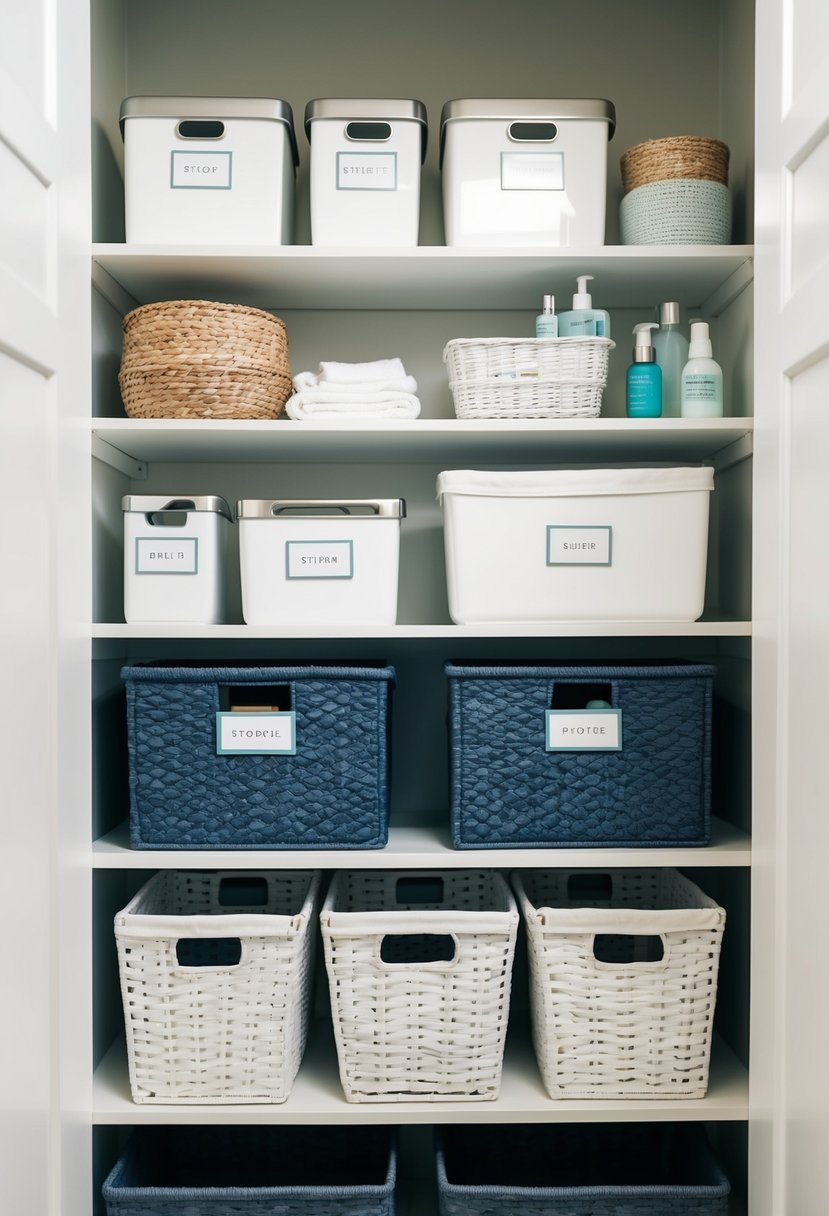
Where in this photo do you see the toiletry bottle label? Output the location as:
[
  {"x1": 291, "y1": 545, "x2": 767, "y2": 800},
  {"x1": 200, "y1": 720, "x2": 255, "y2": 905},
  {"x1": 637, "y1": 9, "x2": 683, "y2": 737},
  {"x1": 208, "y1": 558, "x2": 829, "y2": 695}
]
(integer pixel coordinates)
[
  {"x1": 500, "y1": 152, "x2": 564, "y2": 191},
  {"x1": 546, "y1": 525, "x2": 612, "y2": 566},
  {"x1": 683, "y1": 373, "x2": 720, "y2": 401},
  {"x1": 545, "y1": 709, "x2": 623, "y2": 751},
  {"x1": 135, "y1": 537, "x2": 198, "y2": 574},
  {"x1": 337, "y1": 152, "x2": 397, "y2": 190},
  {"x1": 216, "y1": 711, "x2": 296, "y2": 755},
  {"x1": 285, "y1": 540, "x2": 354, "y2": 579},
  {"x1": 170, "y1": 151, "x2": 232, "y2": 189}
]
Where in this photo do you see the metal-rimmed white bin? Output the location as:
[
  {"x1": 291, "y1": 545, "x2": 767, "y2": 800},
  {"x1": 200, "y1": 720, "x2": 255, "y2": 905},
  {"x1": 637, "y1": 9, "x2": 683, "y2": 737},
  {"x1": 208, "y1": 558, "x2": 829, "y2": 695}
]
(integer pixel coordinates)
[
  {"x1": 440, "y1": 98, "x2": 615, "y2": 246},
  {"x1": 238, "y1": 498, "x2": 406, "y2": 626},
  {"x1": 436, "y1": 467, "x2": 714, "y2": 623},
  {"x1": 304, "y1": 99, "x2": 427, "y2": 246},
  {"x1": 122, "y1": 494, "x2": 232, "y2": 624},
  {"x1": 120, "y1": 96, "x2": 299, "y2": 244}
]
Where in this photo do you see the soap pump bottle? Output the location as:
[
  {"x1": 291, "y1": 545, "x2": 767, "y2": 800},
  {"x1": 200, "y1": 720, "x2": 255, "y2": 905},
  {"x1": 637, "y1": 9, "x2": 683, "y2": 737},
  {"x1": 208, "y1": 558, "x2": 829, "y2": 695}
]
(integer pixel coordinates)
[
  {"x1": 535, "y1": 294, "x2": 558, "y2": 338},
  {"x1": 652, "y1": 302, "x2": 689, "y2": 418},
  {"x1": 626, "y1": 323, "x2": 662, "y2": 418},
  {"x1": 681, "y1": 321, "x2": 724, "y2": 417},
  {"x1": 558, "y1": 275, "x2": 611, "y2": 338}
]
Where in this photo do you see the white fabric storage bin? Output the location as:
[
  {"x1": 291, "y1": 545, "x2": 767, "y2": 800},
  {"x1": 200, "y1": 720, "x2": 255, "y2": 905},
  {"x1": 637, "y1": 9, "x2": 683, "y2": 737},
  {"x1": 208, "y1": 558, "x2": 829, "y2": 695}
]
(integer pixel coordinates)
[
  {"x1": 304, "y1": 99, "x2": 427, "y2": 246},
  {"x1": 237, "y1": 498, "x2": 405, "y2": 626},
  {"x1": 120, "y1": 96, "x2": 299, "y2": 245},
  {"x1": 122, "y1": 494, "x2": 232, "y2": 624},
  {"x1": 440, "y1": 99, "x2": 615, "y2": 247},
  {"x1": 436, "y1": 467, "x2": 714, "y2": 623}
]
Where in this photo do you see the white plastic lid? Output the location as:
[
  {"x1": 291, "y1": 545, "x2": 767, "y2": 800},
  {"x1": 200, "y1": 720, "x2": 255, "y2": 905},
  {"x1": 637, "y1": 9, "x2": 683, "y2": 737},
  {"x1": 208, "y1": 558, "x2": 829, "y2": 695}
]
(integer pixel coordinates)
[
  {"x1": 688, "y1": 320, "x2": 713, "y2": 359},
  {"x1": 436, "y1": 466, "x2": 715, "y2": 500}
]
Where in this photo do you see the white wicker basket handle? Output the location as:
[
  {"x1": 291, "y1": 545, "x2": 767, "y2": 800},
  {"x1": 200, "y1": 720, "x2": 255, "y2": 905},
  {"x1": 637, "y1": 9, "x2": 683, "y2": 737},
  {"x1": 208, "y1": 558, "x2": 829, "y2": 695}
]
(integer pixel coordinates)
[
  {"x1": 168, "y1": 935, "x2": 249, "y2": 973},
  {"x1": 375, "y1": 931, "x2": 460, "y2": 971}
]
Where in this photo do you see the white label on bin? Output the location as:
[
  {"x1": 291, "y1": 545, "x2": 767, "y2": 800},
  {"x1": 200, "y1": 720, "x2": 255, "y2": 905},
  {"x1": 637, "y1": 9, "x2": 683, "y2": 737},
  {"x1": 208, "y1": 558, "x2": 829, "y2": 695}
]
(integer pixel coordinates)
[
  {"x1": 547, "y1": 525, "x2": 612, "y2": 566},
  {"x1": 216, "y1": 712, "x2": 296, "y2": 755},
  {"x1": 135, "y1": 536, "x2": 198, "y2": 574},
  {"x1": 285, "y1": 539, "x2": 354, "y2": 579},
  {"x1": 501, "y1": 152, "x2": 564, "y2": 191},
  {"x1": 546, "y1": 709, "x2": 622, "y2": 751},
  {"x1": 171, "y1": 150, "x2": 233, "y2": 189},
  {"x1": 337, "y1": 151, "x2": 397, "y2": 190}
]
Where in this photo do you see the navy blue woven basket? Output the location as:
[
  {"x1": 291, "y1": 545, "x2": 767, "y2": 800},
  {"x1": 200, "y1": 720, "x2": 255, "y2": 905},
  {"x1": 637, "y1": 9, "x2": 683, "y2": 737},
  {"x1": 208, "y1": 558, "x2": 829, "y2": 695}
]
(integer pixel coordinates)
[
  {"x1": 103, "y1": 1126, "x2": 397, "y2": 1216},
  {"x1": 123, "y1": 662, "x2": 395, "y2": 849},
  {"x1": 435, "y1": 1123, "x2": 730, "y2": 1216},
  {"x1": 446, "y1": 662, "x2": 715, "y2": 848}
]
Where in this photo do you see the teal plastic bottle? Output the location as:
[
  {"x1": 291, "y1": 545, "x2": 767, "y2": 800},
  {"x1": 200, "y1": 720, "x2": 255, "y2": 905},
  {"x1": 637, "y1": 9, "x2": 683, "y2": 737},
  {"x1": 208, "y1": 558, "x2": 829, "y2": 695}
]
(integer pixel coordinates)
[{"x1": 626, "y1": 323, "x2": 663, "y2": 418}]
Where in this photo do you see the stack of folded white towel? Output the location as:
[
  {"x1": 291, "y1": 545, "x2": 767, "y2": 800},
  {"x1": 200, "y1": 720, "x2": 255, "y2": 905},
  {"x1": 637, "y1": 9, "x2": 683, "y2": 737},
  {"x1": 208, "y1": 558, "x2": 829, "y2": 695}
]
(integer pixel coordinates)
[{"x1": 285, "y1": 358, "x2": 422, "y2": 420}]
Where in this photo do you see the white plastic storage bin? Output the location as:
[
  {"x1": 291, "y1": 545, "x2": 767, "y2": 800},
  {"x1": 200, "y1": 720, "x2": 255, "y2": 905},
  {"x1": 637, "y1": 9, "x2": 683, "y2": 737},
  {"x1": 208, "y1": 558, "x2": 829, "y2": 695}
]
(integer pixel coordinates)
[
  {"x1": 122, "y1": 494, "x2": 232, "y2": 625},
  {"x1": 320, "y1": 870, "x2": 519, "y2": 1102},
  {"x1": 305, "y1": 99, "x2": 427, "y2": 246},
  {"x1": 440, "y1": 98, "x2": 615, "y2": 247},
  {"x1": 237, "y1": 498, "x2": 405, "y2": 626},
  {"x1": 120, "y1": 96, "x2": 299, "y2": 245},
  {"x1": 436, "y1": 467, "x2": 714, "y2": 623}
]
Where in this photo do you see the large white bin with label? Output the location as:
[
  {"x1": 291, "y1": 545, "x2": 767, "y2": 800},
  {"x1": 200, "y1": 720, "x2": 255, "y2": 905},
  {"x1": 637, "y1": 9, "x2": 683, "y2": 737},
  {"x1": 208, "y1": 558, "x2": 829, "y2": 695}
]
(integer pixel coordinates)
[
  {"x1": 436, "y1": 467, "x2": 714, "y2": 623},
  {"x1": 440, "y1": 98, "x2": 615, "y2": 247},
  {"x1": 123, "y1": 495, "x2": 232, "y2": 624},
  {"x1": 120, "y1": 96, "x2": 299, "y2": 244},
  {"x1": 304, "y1": 99, "x2": 427, "y2": 246},
  {"x1": 238, "y1": 499, "x2": 406, "y2": 626}
]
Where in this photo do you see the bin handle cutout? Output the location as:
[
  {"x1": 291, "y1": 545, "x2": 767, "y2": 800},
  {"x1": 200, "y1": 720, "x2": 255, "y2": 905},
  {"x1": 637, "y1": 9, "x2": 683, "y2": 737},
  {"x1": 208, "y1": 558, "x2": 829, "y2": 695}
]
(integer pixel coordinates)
[
  {"x1": 145, "y1": 499, "x2": 197, "y2": 528},
  {"x1": 379, "y1": 933, "x2": 458, "y2": 968},
  {"x1": 177, "y1": 120, "x2": 225, "y2": 140},
  {"x1": 174, "y1": 937, "x2": 243, "y2": 969},
  {"x1": 395, "y1": 875, "x2": 445, "y2": 906},
  {"x1": 217, "y1": 875, "x2": 270, "y2": 907},
  {"x1": 345, "y1": 121, "x2": 392, "y2": 142},
  {"x1": 508, "y1": 121, "x2": 558, "y2": 142},
  {"x1": 592, "y1": 933, "x2": 667, "y2": 967}
]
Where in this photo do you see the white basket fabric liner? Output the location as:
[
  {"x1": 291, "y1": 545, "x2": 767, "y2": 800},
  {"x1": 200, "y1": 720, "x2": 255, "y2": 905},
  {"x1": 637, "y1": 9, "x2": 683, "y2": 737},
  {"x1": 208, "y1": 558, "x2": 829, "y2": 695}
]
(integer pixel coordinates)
[
  {"x1": 320, "y1": 870, "x2": 519, "y2": 1103},
  {"x1": 437, "y1": 465, "x2": 715, "y2": 500},
  {"x1": 443, "y1": 337, "x2": 614, "y2": 419},
  {"x1": 115, "y1": 870, "x2": 321, "y2": 1104},
  {"x1": 512, "y1": 868, "x2": 725, "y2": 1100}
]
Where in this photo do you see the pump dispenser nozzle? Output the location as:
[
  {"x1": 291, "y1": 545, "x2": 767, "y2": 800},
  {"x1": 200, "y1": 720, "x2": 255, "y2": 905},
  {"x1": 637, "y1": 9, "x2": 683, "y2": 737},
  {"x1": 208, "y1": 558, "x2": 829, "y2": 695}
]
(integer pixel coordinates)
[
  {"x1": 573, "y1": 275, "x2": 594, "y2": 309},
  {"x1": 632, "y1": 322, "x2": 659, "y2": 363}
]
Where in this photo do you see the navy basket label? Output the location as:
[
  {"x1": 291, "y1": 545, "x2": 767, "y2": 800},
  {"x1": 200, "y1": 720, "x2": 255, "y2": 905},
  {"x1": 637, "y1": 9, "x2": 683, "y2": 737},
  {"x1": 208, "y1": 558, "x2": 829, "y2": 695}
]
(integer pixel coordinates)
[
  {"x1": 135, "y1": 536, "x2": 198, "y2": 574},
  {"x1": 216, "y1": 711, "x2": 296, "y2": 755},
  {"x1": 546, "y1": 525, "x2": 612, "y2": 566},
  {"x1": 546, "y1": 708, "x2": 622, "y2": 751},
  {"x1": 285, "y1": 539, "x2": 354, "y2": 579}
]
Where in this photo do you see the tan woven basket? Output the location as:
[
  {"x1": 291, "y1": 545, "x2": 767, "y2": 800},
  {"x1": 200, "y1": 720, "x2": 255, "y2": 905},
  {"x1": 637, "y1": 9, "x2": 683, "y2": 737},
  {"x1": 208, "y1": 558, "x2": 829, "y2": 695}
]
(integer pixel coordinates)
[
  {"x1": 119, "y1": 299, "x2": 292, "y2": 420},
  {"x1": 621, "y1": 136, "x2": 729, "y2": 193}
]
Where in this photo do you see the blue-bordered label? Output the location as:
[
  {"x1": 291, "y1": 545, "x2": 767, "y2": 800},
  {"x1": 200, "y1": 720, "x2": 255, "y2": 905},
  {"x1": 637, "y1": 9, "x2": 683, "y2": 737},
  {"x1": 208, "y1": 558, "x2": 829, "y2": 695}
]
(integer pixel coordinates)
[
  {"x1": 135, "y1": 536, "x2": 198, "y2": 574},
  {"x1": 337, "y1": 151, "x2": 397, "y2": 190},
  {"x1": 501, "y1": 151, "x2": 564, "y2": 191},
  {"x1": 546, "y1": 709, "x2": 623, "y2": 752},
  {"x1": 216, "y1": 711, "x2": 296, "y2": 755},
  {"x1": 547, "y1": 525, "x2": 612, "y2": 566},
  {"x1": 285, "y1": 539, "x2": 354, "y2": 579},
  {"x1": 171, "y1": 150, "x2": 233, "y2": 189}
]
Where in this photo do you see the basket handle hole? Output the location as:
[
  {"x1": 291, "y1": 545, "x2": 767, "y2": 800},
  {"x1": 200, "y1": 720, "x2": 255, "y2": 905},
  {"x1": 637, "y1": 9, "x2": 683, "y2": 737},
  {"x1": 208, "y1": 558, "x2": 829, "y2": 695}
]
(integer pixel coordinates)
[
  {"x1": 218, "y1": 876, "x2": 269, "y2": 907},
  {"x1": 508, "y1": 121, "x2": 558, "y2": 142},
  {"x1": 395, "y1": 875, "x2": 444, "y2": 905},
  {"x1": 551, "y1": 682, "x2": 613, "y2": 710},
  {"x1": 145, "y1": 511, "x2": 189, "y2": 527},
  {"x1": 567, "y1": 872, "x2": 613, "y2": 903},
  {"x1": 177, "y1": 120, "x2": 225, "y2": 140},
  {"x1": 345, "y1": 121, "x2": 392, "y2": 141},
  {"x1": 175, "y1": 937, "x2": 242, "y2": 967},
  {"x1": 219, "y1": 685, "x2": 292, "y2": 712},
  {"x1": 380, "y1": 934, "x2": 456, "y2": 965},
  {"x1": 593, "y1": 933, "x2": 665, "y2": 964}
]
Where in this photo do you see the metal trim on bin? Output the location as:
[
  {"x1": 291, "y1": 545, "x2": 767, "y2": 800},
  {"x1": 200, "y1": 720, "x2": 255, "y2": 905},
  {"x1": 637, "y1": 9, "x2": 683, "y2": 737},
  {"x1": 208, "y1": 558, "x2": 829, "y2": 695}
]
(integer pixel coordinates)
[
  {"x1": 439, "y1": 97, "x2": 616, "y2": 165},
  {"x1": 305, "y1": 99, "x2": 428, "y2": 162},
  {"x1": 237, "y1": 498, "x2": 406, "y2": 520},
  {"x1": 119, "y1": 96, "x2": 300, "y2": 166},
  {"x1": 122, "y1": 495, "x2": 233, "y2": 520}
]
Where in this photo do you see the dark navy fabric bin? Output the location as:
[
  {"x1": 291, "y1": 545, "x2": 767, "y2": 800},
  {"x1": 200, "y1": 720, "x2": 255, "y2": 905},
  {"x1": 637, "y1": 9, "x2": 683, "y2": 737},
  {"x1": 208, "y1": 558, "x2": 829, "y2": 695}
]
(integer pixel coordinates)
[
  {"x1": 446, "y1": 662, "x2": 715, "y2": 848},
  {"x1": 103, "y1": 1125, "x2": 397, "y2": 1216},
  {"x1": 436, "y1": 1123, "x2": 730, "y2": 1216},
  {"x1": 123, "y1": 662, "x2": 395, "y2": 849}
]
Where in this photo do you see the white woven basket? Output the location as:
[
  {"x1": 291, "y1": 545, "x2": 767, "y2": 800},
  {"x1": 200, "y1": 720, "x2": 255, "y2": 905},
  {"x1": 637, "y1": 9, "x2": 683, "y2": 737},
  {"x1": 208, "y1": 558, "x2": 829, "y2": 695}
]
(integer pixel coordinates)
[
  {"x1": 512, "y1": 868, "x2": 725, "y2": 1100},
  {"x1": 320, "y1": 870, "x2": 518, "y2": 1102},
  {"x1": 115, "y1": 870, "x2": 321, "y2": 1104},
  {"x1": 443, "y1": 337, "x2": 614, "y2": 419}
]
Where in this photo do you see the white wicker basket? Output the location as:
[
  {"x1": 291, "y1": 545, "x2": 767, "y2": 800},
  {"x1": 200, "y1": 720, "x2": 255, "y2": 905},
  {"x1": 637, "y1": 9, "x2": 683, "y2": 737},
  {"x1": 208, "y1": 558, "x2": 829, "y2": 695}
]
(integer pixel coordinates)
[
  {"x1": 115, "y1": 870, "x2": 321, "y2": 1104},
  {"x1": 512, "y1": 868, "x2": 725, "y2": 1100},
  {"x1": 443, "y1": 337, "x2": 615, "y2": 419},
  {"x1": 320, "y1": 870, "x2": 519, "y2": 1102}
]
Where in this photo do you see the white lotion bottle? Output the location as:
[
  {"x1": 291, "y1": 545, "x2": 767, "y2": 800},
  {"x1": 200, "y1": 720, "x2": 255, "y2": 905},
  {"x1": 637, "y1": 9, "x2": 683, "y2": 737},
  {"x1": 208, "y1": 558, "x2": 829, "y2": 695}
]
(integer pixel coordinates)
[
  {"x1": 652, "y1": 302, "x2": 689, "y2": 418},
  {"x1": 681, "y1": 320, "x2": 724, "y2": 417}
]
